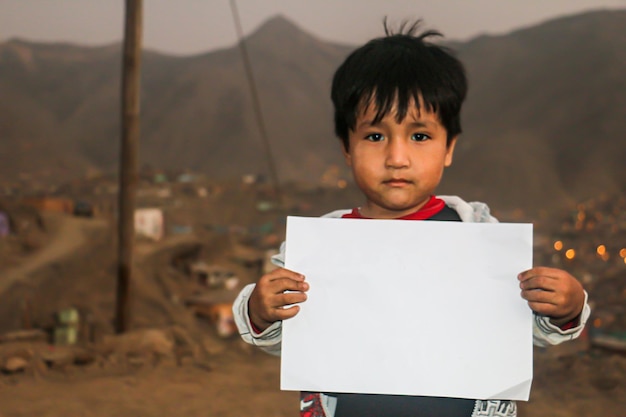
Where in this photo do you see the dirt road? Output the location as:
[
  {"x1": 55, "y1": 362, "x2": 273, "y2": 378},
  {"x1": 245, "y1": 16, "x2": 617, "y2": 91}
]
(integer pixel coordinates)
[{"x1": 0, "y1": 213, "x2": 108, "y2": 296}]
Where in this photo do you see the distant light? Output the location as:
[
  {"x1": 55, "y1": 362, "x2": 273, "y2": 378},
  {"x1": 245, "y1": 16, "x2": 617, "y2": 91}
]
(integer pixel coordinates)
[
  {"x1": 565, "y1": 249, "x2": 576, "y2": 260},
  {"x1": 554, "y1": 241, "x2": 563, "y2": 251},
  {"x1": 596, "y1": 245, "x2": 606, "y2": 256},
  {"x1": 593, "y1": 318, "x2": 602, "y2": 328},
  {"x1": 337, "y1": 179, "x2": 347, "y2": 189},
  {"x1": 577, "y1": 211, "x2": 585, "y2": 221},
  {"x1": 620, "y1": 248, "x2": 626, "y2": 258}
]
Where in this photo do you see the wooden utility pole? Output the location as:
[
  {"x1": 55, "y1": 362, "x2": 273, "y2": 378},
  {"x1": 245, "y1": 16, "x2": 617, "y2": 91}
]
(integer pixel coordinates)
[{"x1": 115, "y1": 0, "x2": 143, "y2": 334}]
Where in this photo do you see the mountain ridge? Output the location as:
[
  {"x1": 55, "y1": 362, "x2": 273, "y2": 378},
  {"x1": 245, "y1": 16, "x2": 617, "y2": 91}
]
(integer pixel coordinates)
[{"x1": 1, "y1": 10, "x2": 625, "y2": 213}]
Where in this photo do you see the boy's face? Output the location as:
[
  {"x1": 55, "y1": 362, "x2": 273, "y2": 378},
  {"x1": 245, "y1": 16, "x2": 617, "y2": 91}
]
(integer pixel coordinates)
[{"x1": 343, "y1": 99, "x2": 456, "y2": 219}]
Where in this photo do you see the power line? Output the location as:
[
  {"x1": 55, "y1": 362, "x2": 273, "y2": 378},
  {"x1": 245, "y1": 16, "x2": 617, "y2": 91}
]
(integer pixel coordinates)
[{"x1": 229, "y1": 0, "x2": 283, "y2": 202}]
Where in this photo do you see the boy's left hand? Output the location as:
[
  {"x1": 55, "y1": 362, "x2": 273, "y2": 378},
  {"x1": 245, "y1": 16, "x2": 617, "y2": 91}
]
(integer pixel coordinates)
[{"x1": 518, "y1": 267, "x2": 585, "y2": 327}]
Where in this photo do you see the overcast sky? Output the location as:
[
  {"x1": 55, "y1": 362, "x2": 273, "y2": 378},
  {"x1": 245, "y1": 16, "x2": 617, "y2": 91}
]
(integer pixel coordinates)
[{"x1": 2, "y1": 0, "x2": 626, "y2": 55}]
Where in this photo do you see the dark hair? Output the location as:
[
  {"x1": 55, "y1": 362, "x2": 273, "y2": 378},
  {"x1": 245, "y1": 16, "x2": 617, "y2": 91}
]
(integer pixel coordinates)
[{"x1": 331, "y1": 20, "x2": 467, "y2": 150}]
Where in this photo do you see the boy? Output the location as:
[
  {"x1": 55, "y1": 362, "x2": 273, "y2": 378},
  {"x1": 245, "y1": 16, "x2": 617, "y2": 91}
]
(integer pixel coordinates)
[{"x1": 233, "y1": 21, "x2": 590, "y2": 417}]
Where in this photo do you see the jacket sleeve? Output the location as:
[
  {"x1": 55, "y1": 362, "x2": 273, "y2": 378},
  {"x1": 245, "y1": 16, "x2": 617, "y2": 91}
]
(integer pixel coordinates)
[
  {"x1": 532, "y1": 290, "x2": 591, "y2": 347},
  {"x1": 232, "y1": 283, "x2": 283, "y2": 356},
  {"x1": 232, "y1": 243, "x2": 287, "y2": 356}
]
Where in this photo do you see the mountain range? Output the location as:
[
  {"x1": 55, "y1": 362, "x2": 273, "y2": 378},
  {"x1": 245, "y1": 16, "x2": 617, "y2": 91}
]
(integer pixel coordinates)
[{"x1": 1, "y1": 10, "x2": 625, "y2": 213}]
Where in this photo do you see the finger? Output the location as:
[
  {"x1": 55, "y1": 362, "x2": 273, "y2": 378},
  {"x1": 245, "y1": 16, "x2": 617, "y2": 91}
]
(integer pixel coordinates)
[
  {"x1": 276, "y1": 291, "x2": 308, "y2": 307},
  {"x1": 517, "y1": 268, "x2": 537, "y2": 282},
  {"x1": 263, "y1": 290, "x2": 308, "y2": 312},
  {"x1": 518, "y1": 266, "x2": 559, "y2": 282},
  {"x1": 527, "y1": 301, "x2": 560, "y2": 316},
  {"x1": 265, "y1": 268, "x2": 305, "y2": 283},
  {"x1": 266, "y1": 277, "x2": 309, "y2": 295},
  {"x1": 270, "y1": 305, "x2": 301, "y2": 321},
  {"x1": 521, "y1": 288, "x2": 558, "y2": 304},
  {"x1": 519, "y1": 275, "x2": 557, "y2": 292}
]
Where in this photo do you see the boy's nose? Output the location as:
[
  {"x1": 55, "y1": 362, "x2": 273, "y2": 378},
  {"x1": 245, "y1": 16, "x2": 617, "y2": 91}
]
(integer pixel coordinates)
[{"x1": 385, "y1": 139, "x2": 410, "y2": 169}]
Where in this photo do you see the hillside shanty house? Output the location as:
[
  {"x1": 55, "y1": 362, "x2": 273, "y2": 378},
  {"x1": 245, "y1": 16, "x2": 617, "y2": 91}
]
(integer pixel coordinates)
[
  {"x1": 21, "y1": 197, "x2": 74, "y2": 214},
  {"x1": 134, "y1": 208, "x2": 164, "y2": 241}
]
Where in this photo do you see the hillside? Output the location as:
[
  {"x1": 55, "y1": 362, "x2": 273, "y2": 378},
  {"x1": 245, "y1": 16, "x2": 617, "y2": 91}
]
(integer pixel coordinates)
[
  {"x1": 1, "y1": 11, "x2": 625, "y2": 212},
  {"x1": 444, "y1": 9, "x2": 626, "y2": 210}
]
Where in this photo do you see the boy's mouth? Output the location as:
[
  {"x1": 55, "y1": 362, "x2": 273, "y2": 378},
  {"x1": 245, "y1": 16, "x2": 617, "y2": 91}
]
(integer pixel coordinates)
[{"x1": 383, "y1": 178, "x2": 412, "y2": 187}]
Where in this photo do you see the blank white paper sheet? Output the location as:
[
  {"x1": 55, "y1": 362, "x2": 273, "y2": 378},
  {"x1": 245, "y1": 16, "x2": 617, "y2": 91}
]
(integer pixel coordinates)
[{"x1": 280, "y1": 216, "x2": 534, "y2": 401}]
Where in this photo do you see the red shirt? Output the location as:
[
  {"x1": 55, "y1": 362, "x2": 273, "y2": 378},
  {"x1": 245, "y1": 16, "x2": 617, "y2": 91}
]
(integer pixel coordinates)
[{"x1": 341, "y1": 195, "x2": 445, "y2": 220}]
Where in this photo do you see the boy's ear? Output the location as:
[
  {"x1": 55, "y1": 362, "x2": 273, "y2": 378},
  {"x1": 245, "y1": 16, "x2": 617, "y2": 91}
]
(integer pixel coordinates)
[
  {"x1": 444, "y1": 136, "x2": 458, "y2": 167},
  {"x1": 342, "y1": 144, "x2": 352, "y2": 167}
]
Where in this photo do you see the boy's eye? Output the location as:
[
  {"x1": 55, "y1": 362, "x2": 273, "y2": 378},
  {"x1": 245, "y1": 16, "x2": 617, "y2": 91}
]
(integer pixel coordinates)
[
  {"x1": 365, "y1": 133, "x2": 385, "y2": 142},
  {"x1": 411, "y1": 133, "x2": 430, "y2": 142}
]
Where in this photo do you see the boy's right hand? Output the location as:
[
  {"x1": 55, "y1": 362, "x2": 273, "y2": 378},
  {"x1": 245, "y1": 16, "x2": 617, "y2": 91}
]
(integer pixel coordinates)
[{"x1": 248, "y1": 267, "x2": 309, "y2": 332}]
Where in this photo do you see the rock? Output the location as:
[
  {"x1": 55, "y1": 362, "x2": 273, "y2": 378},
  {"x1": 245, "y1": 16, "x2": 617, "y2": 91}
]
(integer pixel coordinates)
[
  {"x1": 189, "y1": 302, "x2": 237, "y2": 339},
  {"x1": 2, "y1": 356, "x2": 29, "y2": 373},
  {"x1": 39, "y1": 345, "x2": 77, "y2": 368},
  {"x1": 102, "y1": 328, "x2": 175, "y2": 358}
]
